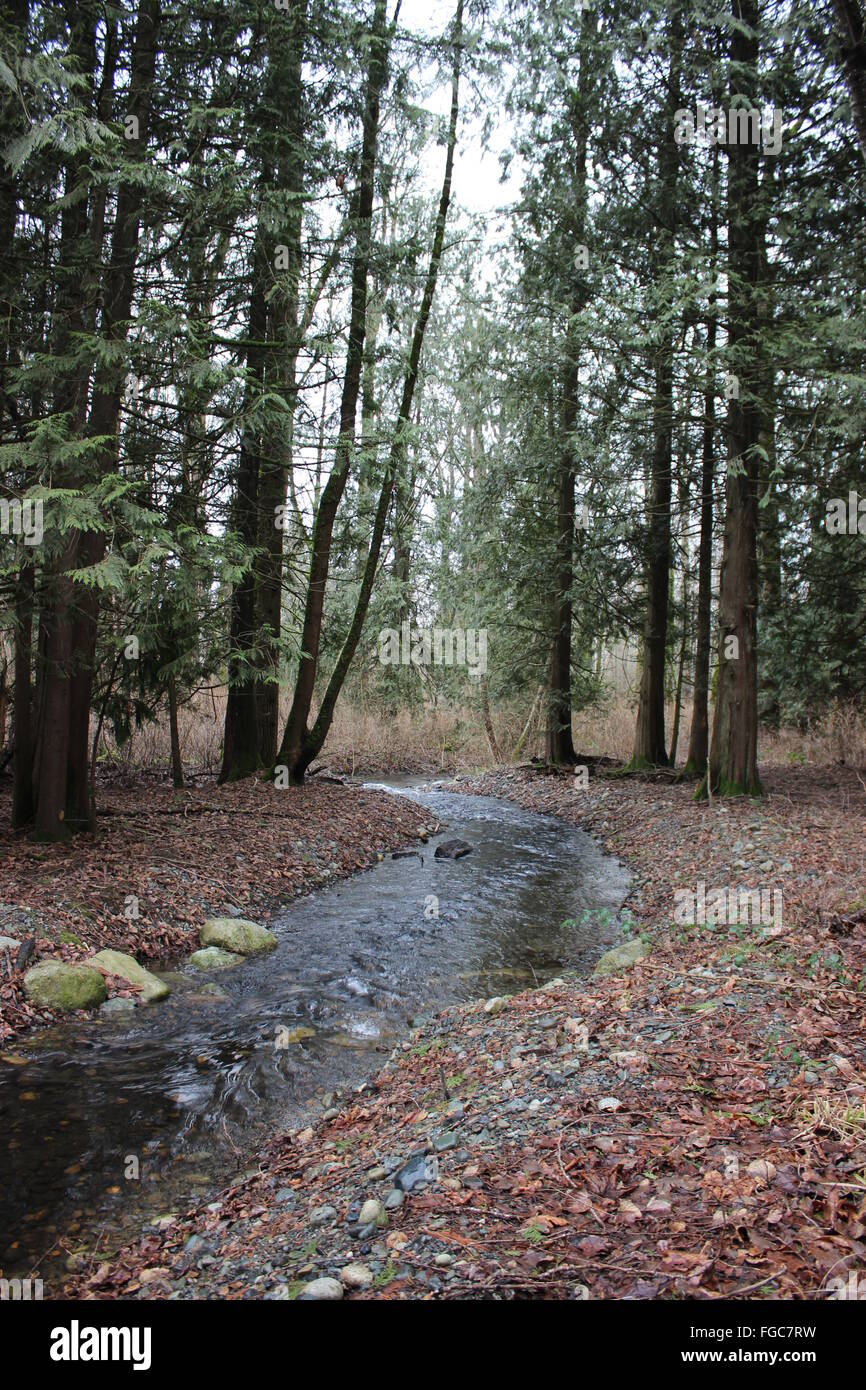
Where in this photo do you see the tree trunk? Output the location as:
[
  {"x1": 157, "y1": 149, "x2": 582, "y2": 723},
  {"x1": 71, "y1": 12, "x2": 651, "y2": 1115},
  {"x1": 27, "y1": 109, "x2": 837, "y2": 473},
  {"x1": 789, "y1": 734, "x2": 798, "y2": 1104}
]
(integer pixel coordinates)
[
  {"x1": 168, "y1": 674, "x2": 183, "y2": 788},
  {"x1": 631, "y1": 348, "x2": 674, "y2": 767},
  {"x1": 833, "y1": 0, "x2": 866, "y2": 161},
  {"x1": 546, "y1": 4, "x2": 595, "y2": 766},
  {"x1": 0, "y1": 641, "x2": 7, "y2": 757},
  {"x1": 706, "y1": 0, "x2": 763, "y2": 798},
  {"x1": 35, "y1": 0, "x2": 161, "y2": 836},
  {"x1": 480, "y1": 675, "x2": 500, "y2": 763},
  {"x1": 547, "y1": 351, "x2": 579, "y2": 764},
  {"x1": 220, "y1": 223, "x2": 269, "y2": 783},
  {"x1": 669, "y1": 540, "x2": 689, "y2": 768},
  {"x1": 632, "y1": 5, "x2": 683, "y2": 767},
  {"x1": 11, "y1": 563, "x2": 34, "y2": 828},
  {"x1": 70, "y1": 0, "x2": 160, "y2": 829},
  {"x1": 0, "y1": 0, "x2": 27, "y2": 438},
  {"x1": 755, "y1": 159, "x2": 780, "y2": 725},
  {"x1": 276, "y1": 0, "x2": 391, "y2": 780},
  {"x1": 33, "y1": 1, "x2": 99, "y2": 839},
  {"x1": 684, "y1": 142, "x2": 719, "y2": 776},
  {"x1": 292, "y1": 0, "x2": 463, "y2": 781},
  {"x1": 255, "y1": 0, "x2": 309, "y2": 767}
]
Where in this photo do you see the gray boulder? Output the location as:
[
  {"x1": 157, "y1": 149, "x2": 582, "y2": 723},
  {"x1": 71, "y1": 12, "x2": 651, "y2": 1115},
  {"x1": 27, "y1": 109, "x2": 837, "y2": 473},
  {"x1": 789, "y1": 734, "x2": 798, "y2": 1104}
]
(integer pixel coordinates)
[{"x1": 434, "y1": 839, "x2": 472, "y2": 860}]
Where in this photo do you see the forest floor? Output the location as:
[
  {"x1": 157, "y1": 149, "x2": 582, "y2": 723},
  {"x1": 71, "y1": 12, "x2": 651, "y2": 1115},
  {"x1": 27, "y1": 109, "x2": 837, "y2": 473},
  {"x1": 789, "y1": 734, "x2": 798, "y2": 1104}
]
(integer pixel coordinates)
[
  {"x1": 0, "y1": 773, "x2": 429, "y2": 1044},
  {"x1": 61, "y1": 761, "x2": 866, "y2": 1301}
]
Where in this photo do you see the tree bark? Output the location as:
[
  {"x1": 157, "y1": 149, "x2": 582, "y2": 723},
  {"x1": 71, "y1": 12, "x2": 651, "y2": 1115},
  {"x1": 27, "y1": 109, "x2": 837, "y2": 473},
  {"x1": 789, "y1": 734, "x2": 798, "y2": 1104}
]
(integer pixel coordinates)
[
  {"x1": 276, "y1": 0, "x2": 391, "y2": 779},
  {"x1": 11, "y1": 563, "x2": 34, "y2": 827},
  {"x1": 546, "y1": 4, "x2": 595, "y2": 765},
  {"x1": 706, "y1": 0, "x2": 763, "y2": 798},
  {"x1": 632, "y1": 4, "x2": 683, "y2": 767},
  {"x1": 832, "y1": 0, "x2": 866, "y2": 161},
  {"x1": 33, "y1": 0, "x2": 100, "y2": 840},
  {"x1": 685, "y1": 142, "x2": 719, "y2": 776},
  {"x1": 35, "y1": 0, "x2": 161, "y2": 836},
  {"x1": 168, "y1": 674, "x2": 184, "y2": 788},
  {"x1": 219, "y1": 218, "x2": 270, "y2": 783},
  {"x1": 255, "y1": 0, "x2": 309, "y2": 766},
  {"x1": 480, "y1": 675, "x2": 500, "y2": 763}
]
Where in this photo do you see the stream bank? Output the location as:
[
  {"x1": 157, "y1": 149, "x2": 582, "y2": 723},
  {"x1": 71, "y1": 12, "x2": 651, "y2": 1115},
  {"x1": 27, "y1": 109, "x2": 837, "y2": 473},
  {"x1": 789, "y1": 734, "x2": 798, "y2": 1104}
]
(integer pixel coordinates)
[
  {"x1": 64, "y1": 764, "x2": 866, "y2": 1300},
  {"x1": 2, "y1": 778, "x2": 630, "y2": 1289},
  {"x1": 0, "y1": 778, "x2": 434, "y2": 1047}
]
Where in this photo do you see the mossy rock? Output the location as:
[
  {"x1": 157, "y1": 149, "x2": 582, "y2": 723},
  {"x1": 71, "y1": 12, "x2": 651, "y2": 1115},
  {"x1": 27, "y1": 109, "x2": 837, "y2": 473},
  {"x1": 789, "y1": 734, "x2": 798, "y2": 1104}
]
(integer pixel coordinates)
[
  {"x1": 197, "y1": 982, "x2": 229, "y2": 998},
  {"x1": 200, "y1": 917, "x2": 277, "y2": 955},
  {"x1": 88, "y1": 949, "x2": 170, "y2": 1003},
  {"x1": 592, "y1": 938, "x2": 650, "y2": 977},
  {"x1": 153, "y1": 970, "x2": 196, "y2": 991},
  {"x1": 189, "y1": 946, "x2": 244, "y2": 971},
  {"x1": 23, "y1": 960, "x2": 107, "y2": 1011}
]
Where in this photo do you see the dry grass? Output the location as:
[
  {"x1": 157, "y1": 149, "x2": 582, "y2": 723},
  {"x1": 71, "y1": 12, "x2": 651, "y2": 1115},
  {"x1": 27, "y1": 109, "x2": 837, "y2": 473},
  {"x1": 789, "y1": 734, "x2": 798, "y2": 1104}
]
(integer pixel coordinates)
[
  {"x1": 760, "y1": 703, "x2": 866, "y2": 769},
  {"x1": 795, "y1": 1095, "x2": 866, "y2": 1144},
  {"x1": 90, "y1": 687, "x2": 866, "y2": 779}
]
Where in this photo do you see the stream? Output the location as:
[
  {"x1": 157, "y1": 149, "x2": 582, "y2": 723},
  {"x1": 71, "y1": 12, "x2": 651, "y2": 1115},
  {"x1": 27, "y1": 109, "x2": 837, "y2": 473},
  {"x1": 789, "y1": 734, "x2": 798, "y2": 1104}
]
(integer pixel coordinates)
[{"x1": 0, "y1": 781, "x2": 630, "y2": 1284}]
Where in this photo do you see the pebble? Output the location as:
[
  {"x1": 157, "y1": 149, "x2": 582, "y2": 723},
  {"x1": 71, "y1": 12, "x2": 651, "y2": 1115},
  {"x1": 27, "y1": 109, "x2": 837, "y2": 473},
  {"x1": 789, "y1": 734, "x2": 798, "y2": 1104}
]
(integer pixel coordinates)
[
  {"x1": 394, "y1": 1153, "x2": 438, "y2": 1191},
  {"x1": 384, "y1": 1188, "x2": 404, "y2": 1211},
  {"x1": 433, "y1": 1131, "x2": 458, "y2": 1151},
  {"x1": 299, "y1": 1277, "x2": 343, "y2": 1301},
  {"x1": 484, "y1": 996, "x2": 510, "y2": 1015},
  {"x1": 358, "y1": 1198, "x2": 387, "y2": 1227},
  {"x1": 309, "y1": 1204, "x2": 337, "y2": 1227},
  {"x1": 340, "y1": 1262, "x2": 374, "y2": 1290}
]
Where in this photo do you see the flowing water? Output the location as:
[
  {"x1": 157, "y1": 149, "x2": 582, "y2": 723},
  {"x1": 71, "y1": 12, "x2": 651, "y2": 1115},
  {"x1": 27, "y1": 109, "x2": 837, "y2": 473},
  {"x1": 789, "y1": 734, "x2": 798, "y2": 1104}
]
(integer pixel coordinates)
[{"x1": 0, "y1": 782, "x2": 630, "y2": 1284}]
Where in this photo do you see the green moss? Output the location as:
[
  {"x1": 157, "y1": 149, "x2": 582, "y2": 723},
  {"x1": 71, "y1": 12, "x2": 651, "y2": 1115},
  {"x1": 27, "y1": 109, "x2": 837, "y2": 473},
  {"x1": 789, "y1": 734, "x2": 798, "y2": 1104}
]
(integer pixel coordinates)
[
  {"x1": 610, "y1": 757, "x2": 657, "y2": 777},
  {"x1": 89, "y1": 948, "x2": 170, "y2": 1002},
  {"x1": 592, "y1": 938, "x2": 650, "y2": 976},
  {"x1": 200, "y1": 918, "x2": 277, "y2": 954},
  {"x1": 717, "y1": 776, "x2": 764, "y2": 798},
  {"x1": 695, "y1": 773, "x2": 763, "y2": 800},
  {"x1": 373, "y1": 1260, "x2": 398, "y2": 1289},
  {"x1": 23, "y1": 960, "x2": 107, "y2": 1011}
]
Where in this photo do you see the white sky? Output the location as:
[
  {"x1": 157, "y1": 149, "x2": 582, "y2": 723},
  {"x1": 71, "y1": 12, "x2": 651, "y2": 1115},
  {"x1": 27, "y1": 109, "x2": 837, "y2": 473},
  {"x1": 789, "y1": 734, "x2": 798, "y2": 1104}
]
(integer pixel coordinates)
[{"x1": 398, "y1": 0, "x2": 520, "y2": 223}]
